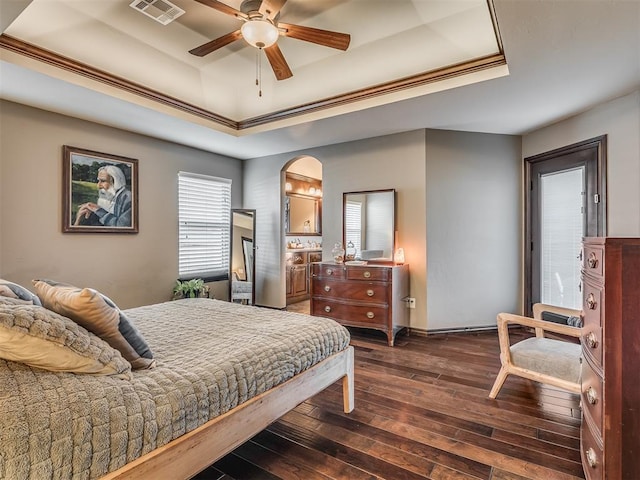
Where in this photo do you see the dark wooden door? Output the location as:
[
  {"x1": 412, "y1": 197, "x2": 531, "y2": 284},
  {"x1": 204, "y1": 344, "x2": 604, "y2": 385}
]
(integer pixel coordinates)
[{"x1": 525, "y1": 136, "x2": 606, "y2": 316}]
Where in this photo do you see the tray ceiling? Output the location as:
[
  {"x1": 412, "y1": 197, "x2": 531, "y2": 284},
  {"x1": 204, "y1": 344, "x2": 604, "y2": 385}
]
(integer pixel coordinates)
[{"x1": 1, "y1": 0, "x2": 506, "y2": 134}]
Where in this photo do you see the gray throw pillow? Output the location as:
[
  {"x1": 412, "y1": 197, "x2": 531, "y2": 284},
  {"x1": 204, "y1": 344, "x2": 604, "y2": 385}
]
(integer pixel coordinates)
[{"x1": 0, "y1": 279, "x2": 42, "y2": 306}]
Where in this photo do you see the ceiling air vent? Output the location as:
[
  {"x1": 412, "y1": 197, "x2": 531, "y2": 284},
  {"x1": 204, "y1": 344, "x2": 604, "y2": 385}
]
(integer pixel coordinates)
[{"x1": 130, "y1": 0, "x2": 185, "y2": 25}]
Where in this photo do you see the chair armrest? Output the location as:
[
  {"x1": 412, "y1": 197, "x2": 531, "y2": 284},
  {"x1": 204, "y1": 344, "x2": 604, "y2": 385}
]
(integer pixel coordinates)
[
  {"x1": 531, "y1": 303, "x2": 582, "y2": 338},
  {"x1": 532, "y1": 303, "x2": 582, "y2": 320},
  {"x1": 497, "y1": 312, "x2": 583, "y2": 338}
]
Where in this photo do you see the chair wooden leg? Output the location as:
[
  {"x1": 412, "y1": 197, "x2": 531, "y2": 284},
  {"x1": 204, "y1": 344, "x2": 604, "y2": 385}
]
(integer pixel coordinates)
[{"x1": 489, "y1": 367, "x2": 509, "y2": 399}]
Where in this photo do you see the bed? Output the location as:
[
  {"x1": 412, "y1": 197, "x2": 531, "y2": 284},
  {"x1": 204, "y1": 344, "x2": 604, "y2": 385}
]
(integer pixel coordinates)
[{"x1": 0, "y1": 297, "x2": 354, "y2": 480}]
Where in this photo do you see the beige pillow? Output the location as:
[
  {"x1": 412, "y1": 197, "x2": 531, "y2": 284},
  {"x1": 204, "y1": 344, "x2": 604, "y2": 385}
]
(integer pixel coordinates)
[
  {"x1": 0, "y1": 302, "x2": 131, "y2": 377},
  {"x1": 32, "y1": 279, "x2": 155, "y2": 370}
]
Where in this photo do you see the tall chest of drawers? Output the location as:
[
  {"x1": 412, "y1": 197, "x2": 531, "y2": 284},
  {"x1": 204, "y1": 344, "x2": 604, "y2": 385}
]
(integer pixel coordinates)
[
  {"x1": 310, "y1": 262, "x2": 409, "y2": 346},
  {"x1": 580, "y1": 237, "x2": 640, "y2": 480}
]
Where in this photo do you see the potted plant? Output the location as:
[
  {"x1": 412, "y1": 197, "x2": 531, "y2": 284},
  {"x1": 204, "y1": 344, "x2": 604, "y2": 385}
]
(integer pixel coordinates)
[{"x1": 173, "y1": 278, "x2": 205, "y2": 299}]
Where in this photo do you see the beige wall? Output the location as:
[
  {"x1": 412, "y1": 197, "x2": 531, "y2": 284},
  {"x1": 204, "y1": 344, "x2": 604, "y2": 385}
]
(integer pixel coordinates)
[
  {"x1": 0, "y1": 100, "x2": 243, "y2": 308},
  {"x1": 426, "y1": 130, "x2": 522, "y2": 330},
  {"x1": 523, "y1": 90, "x2": 640, "y2": 236}
]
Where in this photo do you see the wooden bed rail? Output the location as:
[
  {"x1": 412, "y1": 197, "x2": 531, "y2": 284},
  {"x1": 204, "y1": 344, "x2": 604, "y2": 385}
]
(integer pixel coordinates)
[{"x1": 102, "y1": 345, "x2": 355, "y2": 480}]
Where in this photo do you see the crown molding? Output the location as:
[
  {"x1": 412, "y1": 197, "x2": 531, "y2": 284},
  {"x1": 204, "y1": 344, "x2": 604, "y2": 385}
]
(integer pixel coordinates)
[{"x1": 1, "y1": 33, "x2": 505, "y2": 133}]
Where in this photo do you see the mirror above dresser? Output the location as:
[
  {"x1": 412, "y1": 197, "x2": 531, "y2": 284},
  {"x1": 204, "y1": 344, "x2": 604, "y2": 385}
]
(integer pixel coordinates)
[{"x1": 343, "y1": 189, "x2": 396, "y2": 262}]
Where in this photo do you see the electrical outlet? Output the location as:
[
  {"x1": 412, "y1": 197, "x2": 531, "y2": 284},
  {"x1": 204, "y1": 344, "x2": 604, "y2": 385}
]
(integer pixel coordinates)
[{"x1": 407, "y1": 297, "x2": 416, "y2": 309}]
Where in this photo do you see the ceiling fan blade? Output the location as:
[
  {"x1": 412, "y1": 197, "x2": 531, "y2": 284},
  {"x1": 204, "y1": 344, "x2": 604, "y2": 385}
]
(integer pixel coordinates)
[
  {"x1": 189, "y1": 30, "x2": 243, "y2": 57},
  {"x1": 259, "y1": 0, "x2": 287, "y2": 20},
  {"x1": 279, "y1": 22, "x2": 350, "y2": 51},
  {"x1": 264, "y1": 44, "x2": 293, "y2": 80},
  {"x1": 194, "y1": 0, "x2": 247, "y2": 20}
]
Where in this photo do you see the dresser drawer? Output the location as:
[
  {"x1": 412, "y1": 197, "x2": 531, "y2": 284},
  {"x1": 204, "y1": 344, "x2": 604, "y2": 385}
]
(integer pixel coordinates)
[
  {"x1": 312, "y1": 280, "x2": 389, "y2": 303},
  {"x1": 312, "y1": 300, "x2": 389, "y2": 327},
  {"x1": 346, "y1": 266, "x2": 389, "y2": 281},
  {"x1": 582, "y1": 244, "x2": 604, "y2": 279},
  {"x1": 311, "y1": 263, "x2": 345, "y2": 278},
  {"x1": 582, "y1": 281, "x2": 603, "y2": 328},
  {"x1": 581, "y1": 415, "x2": 604, "y2": 480},
  {"x1": 581, "y1": 356, "x2": 603, "y2": 438}
]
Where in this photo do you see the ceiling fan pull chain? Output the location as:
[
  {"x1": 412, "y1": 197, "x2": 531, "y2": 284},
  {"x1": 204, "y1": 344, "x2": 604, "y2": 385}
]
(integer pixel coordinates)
[{"x1": 255, "y1": 49, "x2": 263, "y2": 97}]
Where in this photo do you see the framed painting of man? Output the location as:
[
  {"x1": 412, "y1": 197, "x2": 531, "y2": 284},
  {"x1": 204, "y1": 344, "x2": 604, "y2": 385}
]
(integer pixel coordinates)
[{"x1": 62, "y1": 145, "x2": 139, "y2": 233}]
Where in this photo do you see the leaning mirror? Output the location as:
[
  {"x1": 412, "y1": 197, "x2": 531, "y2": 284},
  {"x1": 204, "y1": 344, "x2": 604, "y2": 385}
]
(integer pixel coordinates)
[
  {"x1": 229, "y1": 209, "x2": 255, "y2": 305},
  {"x1": 343, "y1": 189, "x2": 395, "y2": 262}
]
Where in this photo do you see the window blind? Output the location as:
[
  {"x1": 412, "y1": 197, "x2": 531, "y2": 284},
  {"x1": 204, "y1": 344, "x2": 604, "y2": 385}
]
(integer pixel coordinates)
[
  {"x1": 178, "y1": 172, "x2": 231, "y2": 279},
  {"x1": 345, "y1": 200, "x2": 362, "y2": 253}
]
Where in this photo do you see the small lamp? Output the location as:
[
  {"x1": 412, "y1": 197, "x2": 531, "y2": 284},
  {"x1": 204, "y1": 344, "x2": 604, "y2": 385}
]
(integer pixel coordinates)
[{"x1": 394, "y1": 247, "x2": 405, "y2": 265}]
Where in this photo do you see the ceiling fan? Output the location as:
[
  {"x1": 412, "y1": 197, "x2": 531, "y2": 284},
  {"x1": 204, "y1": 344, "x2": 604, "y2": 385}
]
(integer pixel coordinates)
[{"x1": 189, "y1": 0, "x2": 351, "y2": 80}]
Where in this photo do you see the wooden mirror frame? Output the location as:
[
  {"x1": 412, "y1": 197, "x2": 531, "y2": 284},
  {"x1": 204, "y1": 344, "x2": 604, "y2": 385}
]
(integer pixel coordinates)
[
  {"x1": 343, "y1": 189, "x2": 396, "y2": 264},
  {"x1": 285, "y1": 172, "x2": 322, "y2": 235}
]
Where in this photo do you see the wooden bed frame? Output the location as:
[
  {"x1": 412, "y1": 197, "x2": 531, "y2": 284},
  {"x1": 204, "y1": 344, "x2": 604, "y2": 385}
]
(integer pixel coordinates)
[{"x1": 102, "y1": 345, "x2": 355, "y2": 479}]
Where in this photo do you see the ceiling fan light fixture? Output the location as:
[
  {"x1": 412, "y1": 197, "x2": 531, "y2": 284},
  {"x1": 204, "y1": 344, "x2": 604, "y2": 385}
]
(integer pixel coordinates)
[{"x1": 241, "y1": 20, "x2": 279, "y2": 49}]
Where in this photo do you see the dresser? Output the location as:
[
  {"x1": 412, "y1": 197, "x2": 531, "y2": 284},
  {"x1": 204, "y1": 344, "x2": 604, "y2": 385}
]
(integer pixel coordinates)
[
  {"x1": 310, "y1": 262, "x2": 409, "y2": 346},
  {"x1": 580, "y1": 237, "x2": 640, "y2": 480}
]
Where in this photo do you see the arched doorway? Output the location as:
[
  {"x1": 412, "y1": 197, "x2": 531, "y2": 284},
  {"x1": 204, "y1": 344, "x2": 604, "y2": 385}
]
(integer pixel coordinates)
[{"x1": 283, "y1": 157, "x2": 322, "y2": 310}]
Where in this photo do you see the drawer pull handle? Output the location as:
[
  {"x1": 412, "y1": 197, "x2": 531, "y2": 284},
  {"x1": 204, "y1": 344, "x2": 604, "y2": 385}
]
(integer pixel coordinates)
[
  {"x1": 586, "y1": 448, "x2": 598, "y2": 468},
  {"x1": 586, "y1": 293, "x2": 597, "y2": 310},
  {"x1": 326, "y1": 269, "x2": 333, "y2": 275},
  {"x1": 587, "y1": 252, "x2": 598, "y2": 269},
  {"x1": 586, "y1": 387, "x2": 598, "y2": 405},
  {"x1": 578, "y1": 282, "x2": 582, "y2": 293},
  {"x1": 366, "y1": 289, "x2": 374, "y2": 297},
  {"x1": 577, "y1": 250, "x2": 583, "y2": 261},
  {"x1": 586, "y1": 332, "x2": 598, "y2": 349},
  {"x1": 324, "y1": 285, "x2": 331, "y2": 292},
  {"x1": 363, "y1": 271, "x2": 371, "y2": 278},
  {"x1": 366, "y1": 311, "x2": 375, "y2": 319},
  {"x1": 324, "y1": 306, "x2": 332, "y2": 313}
]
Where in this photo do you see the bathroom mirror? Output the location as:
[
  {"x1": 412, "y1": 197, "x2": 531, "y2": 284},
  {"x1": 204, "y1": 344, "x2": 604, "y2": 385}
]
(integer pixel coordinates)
[
  {"x1": 285, "y1": 172, "x2": 322, "y2": 235},
  {"x1": 343, "y1": 189, "x2": 395, "y2": 262},
  {"x1": 229, "y1": 209, "x2": 255, "y2": 305}
]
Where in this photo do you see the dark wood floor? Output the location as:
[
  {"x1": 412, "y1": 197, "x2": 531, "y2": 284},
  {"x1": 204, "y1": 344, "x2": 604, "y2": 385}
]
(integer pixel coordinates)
[{"x1": 193, "y1": 326, "x2": 584, "y2": 480}]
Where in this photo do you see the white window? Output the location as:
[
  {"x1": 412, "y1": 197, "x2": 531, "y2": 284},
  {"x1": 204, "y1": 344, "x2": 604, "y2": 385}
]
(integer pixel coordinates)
[
  {"x1": 178, "y1": 172, "x2": 231, "y2": 280},
  {"x1": 345, "y1": 200, "x2": 362, "y2": 253},
  {"x1": 540, "y1": 167, "x2": 584, "y2": 309}
]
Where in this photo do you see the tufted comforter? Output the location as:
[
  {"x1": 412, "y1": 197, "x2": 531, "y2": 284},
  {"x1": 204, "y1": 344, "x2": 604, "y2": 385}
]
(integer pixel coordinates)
[{"x1": 0, "y1": 299, "x2": 350, "y2": 479}]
